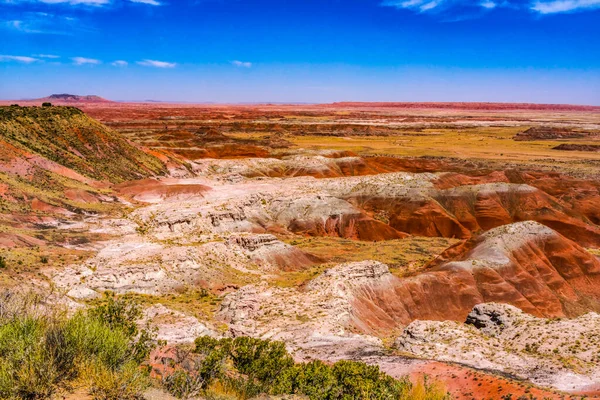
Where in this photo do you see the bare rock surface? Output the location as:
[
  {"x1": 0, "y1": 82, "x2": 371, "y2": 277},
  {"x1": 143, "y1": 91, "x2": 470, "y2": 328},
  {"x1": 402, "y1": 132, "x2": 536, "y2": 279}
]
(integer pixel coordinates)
[
  {"x1": 143, "y1": 304, "x2": 218, "y2": 344},
  {"x1": 395, "y1": 302, "x2": 600, "y2": 392},
  {"x1": 217, "y1": 261, "x2": 390, "y2": 359},
  {"x1": 51, "y1": 232, "x2": 316, "y2": 297}
]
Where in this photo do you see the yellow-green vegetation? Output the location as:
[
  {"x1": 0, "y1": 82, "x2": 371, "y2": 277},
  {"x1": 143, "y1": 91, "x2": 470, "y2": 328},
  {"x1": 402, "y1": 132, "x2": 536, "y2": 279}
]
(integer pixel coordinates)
[
  {"x1": 0, "y1": 105, "x2": 166, "y2": 183},
  {"x1": 588, "y1": 248, "x2": 600, "y2": 257},
  {"x1": 107, "y1": 290, "x2": 224, "y2": 328},
  {"x1": 282, "y1": 236, "x2": 457, "y2": 282},
  {"x1": 286, "y1": 126, "x2": 600, "y2": 174},
  {"x1": 0, "y1": 245, "x2": 92, "y2": 284},
  {"x1": 0, "y1": 170, "x2": 119, "y2": 215},
  {"x1": 160, "y1": 336, "x2": 450, "y2": 400},
  {"x1": 0, "y1": 292, "x2": 155, "y2": 400}
]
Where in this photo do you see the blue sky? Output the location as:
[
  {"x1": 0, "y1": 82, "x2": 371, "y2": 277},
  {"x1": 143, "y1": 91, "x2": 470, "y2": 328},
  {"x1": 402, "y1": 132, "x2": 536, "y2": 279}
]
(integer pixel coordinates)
[{"x1": 0, "y1": 0, "x2": 599, "y2": 104}]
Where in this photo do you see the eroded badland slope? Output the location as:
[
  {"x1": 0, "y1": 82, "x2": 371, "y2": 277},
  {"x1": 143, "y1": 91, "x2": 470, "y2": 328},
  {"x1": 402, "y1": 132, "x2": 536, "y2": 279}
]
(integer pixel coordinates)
[{"x1": 1, "y1": 103, "x2": 600, "y2": 399}]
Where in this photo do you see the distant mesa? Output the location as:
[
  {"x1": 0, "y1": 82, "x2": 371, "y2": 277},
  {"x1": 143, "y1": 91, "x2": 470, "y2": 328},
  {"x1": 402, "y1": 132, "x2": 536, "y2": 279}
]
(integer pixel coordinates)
[
  {"x1": 513, "y1": 126, "x2": 593, "y2": 141},
  {"x1": 37, "y1": 94, "x2": 114, "y2": 103},
  {"x1": 552, "y1": 143, "x2": 600, "y2": 152}
]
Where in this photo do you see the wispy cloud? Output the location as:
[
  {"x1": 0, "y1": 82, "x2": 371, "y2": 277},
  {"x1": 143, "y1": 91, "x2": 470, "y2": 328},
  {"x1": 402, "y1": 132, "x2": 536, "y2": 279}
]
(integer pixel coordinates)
[
  {"x1": 231, "y1": 60, "x2": 252, "y2": 68},
  {"x1": 112, "y1": 60, "x2": 128, "y2": 66},
  {"x1": 4, "y1": 19, "x2": 44, "y2": 34},
  {"x1": 531, "y1": 0, "x2": 600, "y2": 13},
  {"x1": 381, "y1": 0, "x2": 600, "y2": 15},
  {"x1": 0, "y1": 55, "x2": 39, "y2": 63},
  {"x1": 35, "y1": 0, "x2": 110, "y2": 5},
  {"x1": 3, "y1": 0, "x2": 162, "y2": 6},
  {"x1": 137, "y1": 59, "x2": 176, "y2": 68},
  {"x1": 382, "y1": 0, "x2": 450, "y2": 13},
  {"x1": 72, "y1": 56, "x2": 100, "y2": 65},
  {"x1": 2, "y1": 12, "x2": 83, "y2": 35},
  {"x1": 129, "y1": 0, "x2": 162, "y2": 5},
  {"x1": 35, "y1": 54, "x2": 60, "y2": 58},
  {"x1": 0, "y1": 0, "x2": 165, "y2": 9}
]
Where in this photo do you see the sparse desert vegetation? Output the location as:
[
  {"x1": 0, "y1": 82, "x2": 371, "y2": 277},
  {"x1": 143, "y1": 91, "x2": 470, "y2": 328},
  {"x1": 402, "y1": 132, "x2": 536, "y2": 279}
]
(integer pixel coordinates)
[{"x1": 0, "y1": 292, "x2": 155, "y2": 400}]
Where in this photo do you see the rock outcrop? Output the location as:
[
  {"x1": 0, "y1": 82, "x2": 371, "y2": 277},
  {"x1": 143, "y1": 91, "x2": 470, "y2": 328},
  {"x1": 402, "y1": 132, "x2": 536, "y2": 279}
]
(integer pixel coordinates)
[
  {"x1": 395, "y1": 303, "x2": 600, "y2": 392},
  {"x1": 347, "y1": 221, "x2": 600, "y2": 333}
]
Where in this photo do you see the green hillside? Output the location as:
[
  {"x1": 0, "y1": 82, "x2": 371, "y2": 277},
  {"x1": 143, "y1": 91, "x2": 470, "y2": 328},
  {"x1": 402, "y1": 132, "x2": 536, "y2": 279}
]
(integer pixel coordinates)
[{"x1": 0, "y1": 105, "x2": 166, "y2": 183}]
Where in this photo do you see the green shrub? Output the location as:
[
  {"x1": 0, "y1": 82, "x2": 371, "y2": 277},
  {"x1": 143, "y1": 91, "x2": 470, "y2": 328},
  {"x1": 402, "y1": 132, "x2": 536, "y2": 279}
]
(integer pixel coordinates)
[
  {"x1": 0, "y1": 292, "x2": 155, "y2": 399},
  {"x1": 0, "y1": 256, "x2": 6, "y2": 269},
  {"x1": 82, "y1": 360, "x2": 149, "y2": 400},
  {"x1": 162, "y1": 369, "x2": 204, "y2": 400},
  {"x1": 158, "y1": 336, "x2": 449, "y2": 400},
  {"x1": 0, "y1": 317, "x2": 65, "y2": 399}
]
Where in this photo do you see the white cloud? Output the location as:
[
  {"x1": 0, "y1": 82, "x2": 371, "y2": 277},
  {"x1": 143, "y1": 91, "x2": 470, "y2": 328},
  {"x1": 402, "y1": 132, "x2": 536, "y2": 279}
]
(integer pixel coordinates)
[
  {"x1": 2, "y1": 12, "x2": 81, "y2": 35},
  {"x1": 381, "y1": 0, "x2": 600, "y2": 14},
  {"x1": 137, "y1": 59, "x2": 176, "y2": 68},
  {"x1": 36, "y1": 0, "x2": 110, "y2": 5},
  {"x1": 231, "y1": 60, "x2": 252, "y2": 68},
  {"x1": 0, "y1": 55, "x2": 39, "y2": 63},
  {"x1": 382, "y1": 0, "x2": 447, "y2": 12},
  {"x1": 112, "y1": 60, "x2": 128, "y2": 66},
  {"x1": 36, "y1": 54, "x2": 60, "y2": 58},
  {"x1": 72, "y1": 56, "x2": 100, "y2": 65},
  {"x1": 128, "y1": 0, "x2": 161, "y2": 5},
  {"x1": 480, "y1": 1, "x2": 497, "y2": 8},
  {"x1": 4, "y1": 19, "x2": 43, "y2": 33},
  {"x1": 531, "y1": 0, "x2": 600, "y2": 13}
]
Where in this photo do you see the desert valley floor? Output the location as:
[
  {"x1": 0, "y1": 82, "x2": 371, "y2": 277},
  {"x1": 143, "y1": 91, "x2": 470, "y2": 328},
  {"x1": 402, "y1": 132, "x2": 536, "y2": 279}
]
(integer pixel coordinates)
[{"x1": 1, "y1": 99, "x2": 600, "y2": 399}]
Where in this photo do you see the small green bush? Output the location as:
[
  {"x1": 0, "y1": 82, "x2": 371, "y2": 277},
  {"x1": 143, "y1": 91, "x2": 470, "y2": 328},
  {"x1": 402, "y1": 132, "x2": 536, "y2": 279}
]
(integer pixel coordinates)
[
  {"x1": 0, "y1": 292, "x2": 155, "y2": 399},
  {"x1": 161, "y1": 336, "x2": 449, "y2": 400},
  {"x1": 82, "y1": 360, "x2": 149, "y2": 400}
]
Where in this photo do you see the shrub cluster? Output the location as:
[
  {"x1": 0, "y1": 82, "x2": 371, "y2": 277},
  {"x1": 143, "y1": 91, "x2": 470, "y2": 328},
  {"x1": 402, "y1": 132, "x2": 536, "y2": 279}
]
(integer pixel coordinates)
[
  {"x1": 0, "y1": 292, "x2": 154, "y2": 400},
  {"x1": 160, "y1": 336, "x2": 450, "y2": 400}
]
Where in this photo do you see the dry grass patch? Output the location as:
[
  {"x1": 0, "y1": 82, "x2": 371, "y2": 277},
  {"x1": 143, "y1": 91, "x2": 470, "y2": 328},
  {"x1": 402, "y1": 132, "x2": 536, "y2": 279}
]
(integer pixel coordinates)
[{"x1": 279, "y1": 236, "x2": 457, "y2": 284}]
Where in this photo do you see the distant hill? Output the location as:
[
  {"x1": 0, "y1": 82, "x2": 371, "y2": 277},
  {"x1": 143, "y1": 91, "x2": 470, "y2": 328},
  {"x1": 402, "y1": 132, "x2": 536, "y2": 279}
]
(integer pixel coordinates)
[{"x1": 38, "y1": 94, "x2": 114, "y2": 103}]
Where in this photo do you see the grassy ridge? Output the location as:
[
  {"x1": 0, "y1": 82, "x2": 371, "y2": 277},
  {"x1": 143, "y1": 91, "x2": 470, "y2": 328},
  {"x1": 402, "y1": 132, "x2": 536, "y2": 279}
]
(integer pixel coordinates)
[{"x1": 0, "y1": 105, "x2": 166, "y2": 183}]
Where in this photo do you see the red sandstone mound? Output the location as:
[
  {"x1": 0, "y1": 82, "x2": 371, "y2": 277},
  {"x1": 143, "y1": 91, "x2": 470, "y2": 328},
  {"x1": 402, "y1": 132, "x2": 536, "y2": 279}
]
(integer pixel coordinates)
[
  {"x1": 146, "y1": 126, "x2": 291, "y2": 160},
  {"x1": 288, "y1": 212, "x2": 407, "y2": 241},
  {"x1": 345, "y1": 222, "x2": 600, "y2": 335},
  {"x1": 435, "y1": 169, "x2": 600, "y2": 227},
  {"x1": 241, "y1": 156, "x2": 453, "y2": 179},
  {"x1": 349, "y1": 182, "x2": 600, "y2": 247},
  {"x1": 226, "y1": 234, "x2": 321, "y2": 272},
  {"x1": 269, "y1": 196, "x2": 407, "y2": 241}
]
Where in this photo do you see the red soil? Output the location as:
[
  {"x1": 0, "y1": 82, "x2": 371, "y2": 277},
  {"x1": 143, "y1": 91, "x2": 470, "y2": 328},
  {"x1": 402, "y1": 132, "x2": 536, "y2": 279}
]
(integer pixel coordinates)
[
  {"x1": 31, "y1": 198, "x2": 73, "y2": 215},
  {"x1": 0, "y1": 232, "x2": 45, "y2": 248},
  {"x1": 407, "y1": 362, "x2": 594, "y2": 399},
  {"x1": 115, "y1": 178, "x2": 211, "y2": 202},
  {"x1": 348, "y1": 226, "x2": 600, "y2": 334},
  {"x1": 288, "y1": 212, "x2": 407, "y2": 242}
]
